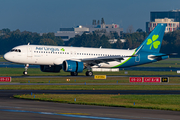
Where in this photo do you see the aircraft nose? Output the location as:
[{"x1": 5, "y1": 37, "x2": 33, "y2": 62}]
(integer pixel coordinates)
[{"x1": 4, "y1": 52, "x2": 12, "y2": 62}]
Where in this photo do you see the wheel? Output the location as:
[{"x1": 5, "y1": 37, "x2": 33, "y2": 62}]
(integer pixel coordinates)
[
  {"x1": 23, "y1": 71, "x2": 28, "y2": 75},
  {"x1": 86, "y1": 71, "x2": 93, "y2": 76},
  {"x1": 71, "y1": 72, "x2": 78, "y2": 76}
]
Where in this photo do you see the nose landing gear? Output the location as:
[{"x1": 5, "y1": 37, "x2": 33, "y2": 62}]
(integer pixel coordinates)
[{"x1": 23, "y1": 64, "x2": 29, "y2": 75}]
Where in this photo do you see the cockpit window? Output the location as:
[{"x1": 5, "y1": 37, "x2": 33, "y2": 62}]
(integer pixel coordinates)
[{"x1": 10, "y1": 49, "x2": 21, "y2": 52}]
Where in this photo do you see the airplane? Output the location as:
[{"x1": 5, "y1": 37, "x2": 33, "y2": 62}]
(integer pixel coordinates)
[{"x1": 4, "y1": 23, "x2": 173, "y2": 76}]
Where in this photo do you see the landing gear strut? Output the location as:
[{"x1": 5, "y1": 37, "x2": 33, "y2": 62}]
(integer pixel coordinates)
[
  {"x1": 23, "y1": 64, "x2": 29, "y2": 75},
  {"x1": 85, "y1": 65, "x2": 93, "y2": 76}
]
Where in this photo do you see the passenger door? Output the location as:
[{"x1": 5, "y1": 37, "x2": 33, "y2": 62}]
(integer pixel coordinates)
[{"x1": 27, "y1": 47, "x2": 32, "y2": 57}]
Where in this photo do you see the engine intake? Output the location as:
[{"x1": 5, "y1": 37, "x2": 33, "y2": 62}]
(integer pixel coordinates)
[
  {"x1": 62, "y1": 60, "x2": 83, "y2": 72},
  {"x1": 40, "y1": 65, "x2": 61, "y2": 72}
]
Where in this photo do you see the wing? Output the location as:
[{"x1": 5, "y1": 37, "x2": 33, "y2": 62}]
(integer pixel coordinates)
[{"x1": 79, "y1": 55, "x2": 137, "y2": 66}]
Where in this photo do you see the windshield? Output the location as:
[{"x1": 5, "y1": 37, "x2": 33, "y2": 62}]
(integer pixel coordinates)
[{"x1": 10, "y1": 49, "x2": 21, "y2": 52}]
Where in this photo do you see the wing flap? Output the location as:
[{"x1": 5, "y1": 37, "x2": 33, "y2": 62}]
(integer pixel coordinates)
[{"x1": 80, "y1": 55, "x2": 137, "y2": 66}]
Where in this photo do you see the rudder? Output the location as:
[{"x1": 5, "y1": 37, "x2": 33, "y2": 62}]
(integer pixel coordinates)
[{"x1": 136, "y1": 23, "x2": 166, "y2": 53}]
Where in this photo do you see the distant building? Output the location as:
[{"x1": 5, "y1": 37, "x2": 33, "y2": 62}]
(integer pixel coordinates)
[
  {"x1": 0, "y1": 32, "x2": 5, "y2": 36},
  {"x1": 55, "y1": 24, "x2": 123, "y2": 41},
  {"x1": 108, "y1": 39, "x2": 126, "y2": 44},
  {"x1": 108, "y1": 39, "x2": 118, "y2": 44},
  {"x1": 151, "y1": 10, "x2": 180, "y2": 22},
  {"x1": 146, "y1": 18, "x2": 179, "y2": 33}
]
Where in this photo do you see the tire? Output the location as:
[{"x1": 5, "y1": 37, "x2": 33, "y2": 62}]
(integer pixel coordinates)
[
  {"x1": 86, "y1": 71, "x2": 93, "y2": 76},
  {"x1": 23, "y1": 71, "x2": 28, "y2": 75}
]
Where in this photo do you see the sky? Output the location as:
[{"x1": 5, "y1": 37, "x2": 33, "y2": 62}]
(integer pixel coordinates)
[{"x1": 0, "y1": 0, "x2": 180, "y2": 33}]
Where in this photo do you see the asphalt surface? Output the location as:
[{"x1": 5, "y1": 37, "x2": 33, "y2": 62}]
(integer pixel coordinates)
[
  {"x1": 1, "y1": 83, "x2": 180, "y2": 86},
  {"x1": 0, "y1": 90, "x2": 180, "y2": 120}
]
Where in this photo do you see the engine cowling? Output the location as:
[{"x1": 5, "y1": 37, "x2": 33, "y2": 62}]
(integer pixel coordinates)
[
  {"x1": 62, "y1": 60, "x2": 84, "y2": 72},
  {"x1": 40, "y1": 65, "x2": 62, "y2": 72}
]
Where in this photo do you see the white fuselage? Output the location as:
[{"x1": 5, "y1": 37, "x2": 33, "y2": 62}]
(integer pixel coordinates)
[{"x1": 4, "y1": 45, "x2": 136, "y2": 68}]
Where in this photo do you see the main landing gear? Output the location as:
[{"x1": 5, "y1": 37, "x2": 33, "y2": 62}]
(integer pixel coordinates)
[
  {"x1": 70, "y1": 65, "x2": 93, "y2": 76},
  {"x1": 86, "y1": 71, "x2": 93, "y2": 76},
  {"x1": 70, "y1": 71, "x2": 93, "y2": 76},
  {"x1": 71, "y1": 72, "x2": 78, "y2": 76},
  {"x1": 23, "y1": 64, "x2": 29, "y2": 75}
]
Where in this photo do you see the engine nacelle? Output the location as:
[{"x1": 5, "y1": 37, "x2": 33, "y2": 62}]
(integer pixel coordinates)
[
  {"x1": 40, "y1": 65, "x2": 62, "y2": 73},
  {"x1": 62, "y1": 60, "x2": 84, "y2": 72}
]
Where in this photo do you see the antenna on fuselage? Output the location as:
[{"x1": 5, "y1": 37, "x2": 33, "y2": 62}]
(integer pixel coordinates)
[
  {"x1": 100, "y1": 46, "x2": 102, "y2": 49},
  {"x1": 28, "y1": 43, "x2": 30, "y2": 45}
]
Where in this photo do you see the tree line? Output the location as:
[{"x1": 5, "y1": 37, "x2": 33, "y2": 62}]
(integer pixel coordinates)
[
  {"x1": 0, "y1": 29, "x2": 63, "y2": 55},
  {"x1": 0, "y1": 28, "x2": 180, "y2": 57}
]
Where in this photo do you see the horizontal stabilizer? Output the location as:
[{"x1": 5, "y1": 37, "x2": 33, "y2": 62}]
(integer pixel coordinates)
[{"x1": 149, "y1": 53, "x2": 177, "y2": 59}]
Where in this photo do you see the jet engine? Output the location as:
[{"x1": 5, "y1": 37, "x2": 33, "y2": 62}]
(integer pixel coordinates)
[
  {"x1": 40, "y1": 65, "x2": 62, "y2": 72},
  {"x1": 62, "y1": 60, "x2": 84, "y2": 72}
]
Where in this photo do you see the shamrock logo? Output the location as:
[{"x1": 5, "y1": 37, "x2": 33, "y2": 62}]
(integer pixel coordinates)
[
  {"x1": 61, "y1": 48, "x2": 65, "y2": 51},
  {"x1": 146, "y1": 35, "x2": 160, "y2": 49}
]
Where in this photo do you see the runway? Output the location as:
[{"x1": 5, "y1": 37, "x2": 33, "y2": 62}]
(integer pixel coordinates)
[
  {"x1": 1, "y1": 90, "x2": 180, "y2": 95},
  {"x1": 0, "y1": 90, "x2": 180, "y2": 120}
]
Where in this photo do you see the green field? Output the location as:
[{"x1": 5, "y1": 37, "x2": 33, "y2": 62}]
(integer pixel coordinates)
[
  {"x1": 10, "y1": 77, "x2": 180, "y2": 83},
  {"x1": 0, "y1": 67, "x2": 178, "y2": 76},
  {"x1": 0, "y1": 85, "x2": 180, "y2": 90},
  {"x1": 0, "y1": 55, "x2": 6, "y2": 62},
  {"x1": 137, "y1": 58, "x2": 180, "y2": 67},
  {"x1": 14, "y1": 94, "x2": 180, "y2": 111}
]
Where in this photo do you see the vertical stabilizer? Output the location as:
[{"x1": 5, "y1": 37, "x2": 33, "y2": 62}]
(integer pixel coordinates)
[{"x1": 136, "y1": 23, "x2": 166, "y2": 53}]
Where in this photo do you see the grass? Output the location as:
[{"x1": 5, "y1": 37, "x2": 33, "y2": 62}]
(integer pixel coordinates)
[
  {"x1": 1, "y1": 85, "x2": 180, "y2": 90},
  {"x1": 138, "y1": 58, "x2": 180, "y2": 67},
  {"x1": 14, "y1": 94, "x2": 180, "y2": 111},
  {"x1": 6, "y1": 77, "x2": 180, "y2": 83},
  {"x1": 0, "y1": 67, "x2": 178, "y2": 76},
  {"x1": 11, "y1": 77, "x2": 128, "y2": 83},
  {"x1": 0, "y1": 55, "x2": 6, "y2": 62}
]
